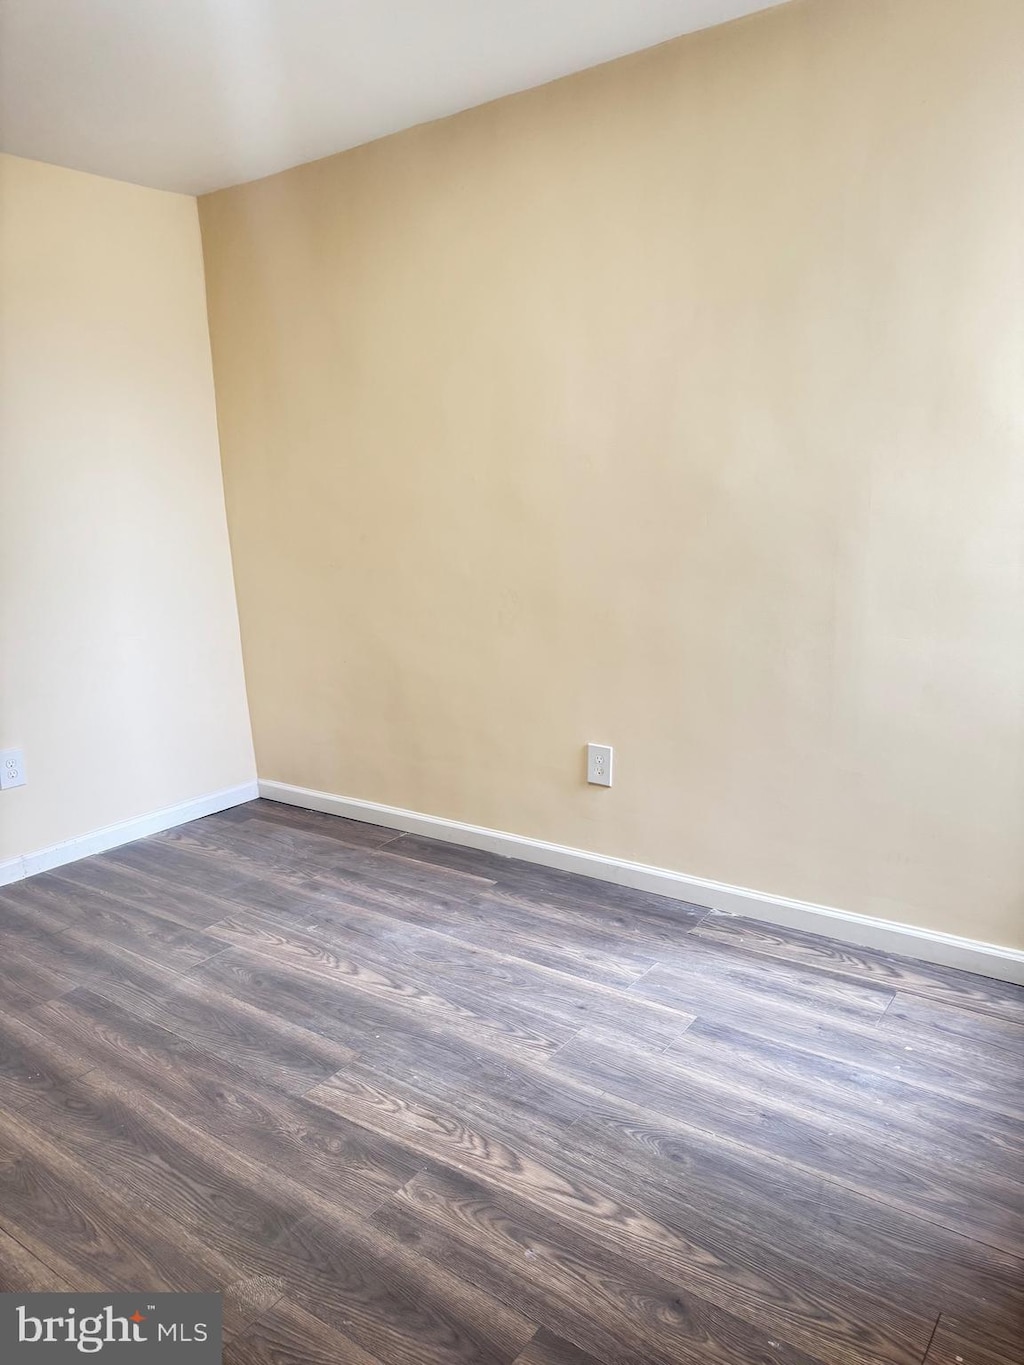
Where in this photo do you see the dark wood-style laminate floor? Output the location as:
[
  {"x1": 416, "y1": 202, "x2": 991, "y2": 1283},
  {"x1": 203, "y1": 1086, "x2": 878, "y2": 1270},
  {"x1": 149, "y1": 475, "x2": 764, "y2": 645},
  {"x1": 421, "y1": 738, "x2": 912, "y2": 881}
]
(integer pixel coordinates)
[{"x1": 0, "y1": 799, "x2": 1021, "y2": 1364}]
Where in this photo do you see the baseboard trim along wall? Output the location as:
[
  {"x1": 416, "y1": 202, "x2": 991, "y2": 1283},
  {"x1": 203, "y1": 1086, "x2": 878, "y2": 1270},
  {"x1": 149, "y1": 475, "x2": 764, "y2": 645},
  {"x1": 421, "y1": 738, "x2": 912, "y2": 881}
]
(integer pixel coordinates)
[
  {"x1": 0, "y1": 857, "x2": 23, "y2": 889},
  {"x1": 0, "y1": 780, "x2": 259, "y2": 887},
  {"x1": 259, "y1": 779, "x2": 1024, "y2": 985}
]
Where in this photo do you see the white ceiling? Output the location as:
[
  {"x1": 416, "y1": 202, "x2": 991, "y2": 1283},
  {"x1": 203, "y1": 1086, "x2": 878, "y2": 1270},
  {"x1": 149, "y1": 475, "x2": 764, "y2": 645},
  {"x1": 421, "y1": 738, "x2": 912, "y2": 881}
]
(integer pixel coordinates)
[{"x1": 0, "y1": 0, "x2": 787, "y2": 196}]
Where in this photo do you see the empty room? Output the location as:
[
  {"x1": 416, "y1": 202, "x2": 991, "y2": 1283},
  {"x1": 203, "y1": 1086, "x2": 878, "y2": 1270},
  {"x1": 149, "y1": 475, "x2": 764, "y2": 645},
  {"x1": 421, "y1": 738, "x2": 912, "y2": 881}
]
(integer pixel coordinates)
[{"x1": 0, "y1": 0, "x2": 1022, "y2": 1361}]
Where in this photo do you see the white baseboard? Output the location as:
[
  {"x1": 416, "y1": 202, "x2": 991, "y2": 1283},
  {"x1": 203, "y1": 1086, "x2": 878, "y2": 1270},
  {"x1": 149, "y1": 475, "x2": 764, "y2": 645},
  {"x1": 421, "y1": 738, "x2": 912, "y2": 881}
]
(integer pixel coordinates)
[
  {"x1": 259, "y1": 779, "x2": 1024, "y2": 985},
  {"x1": 0, "y1": 857, "x2": 24, "y2": 889},
  {"x1": 0, "y1": 780, "x2": 259, "y2": 886}
]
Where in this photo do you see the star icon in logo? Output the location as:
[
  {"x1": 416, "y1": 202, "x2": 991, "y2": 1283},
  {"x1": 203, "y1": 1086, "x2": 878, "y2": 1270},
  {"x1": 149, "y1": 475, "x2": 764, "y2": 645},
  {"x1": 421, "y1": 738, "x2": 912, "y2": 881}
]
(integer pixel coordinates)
[{"x1": 130, "y1": 1311, "x2": 146, "y2": 1324}]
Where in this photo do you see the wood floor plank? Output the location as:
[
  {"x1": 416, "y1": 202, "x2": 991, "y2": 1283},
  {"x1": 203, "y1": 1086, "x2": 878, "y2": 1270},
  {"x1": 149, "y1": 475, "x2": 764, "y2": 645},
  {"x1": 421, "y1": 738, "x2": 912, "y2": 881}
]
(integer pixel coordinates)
[
  {"x1": 17, "y1": 1063, "x2": 532, "y2": 1364},
  {"x1": 210, "y1": 903, "x2": 690, "y2": 1052},
  {"x1": 550, "y1": 1031, "x2": 1024, "y2": 1255},
  {"x1": 193, "y1": 939, "x2": 572, "y2": 1064},
  {"x1": 307, "y1": 878, "x2": 656, "y2": 987},
  {"x1": 239, "y1": 1209, "x2": 536, "y2": 1365},
  {"x1": 0, "y1": 1004, "x2": 96, "y2": 1112},
  {"x1": 0, "y1": 880, "x2": 82, "y2": 935},
  {"x1": 880, "y1": 992, "x2": 1024, "y2": 1060},
  {"x1": 612, "y1": 990, "x2": 1024, "y2": 1119},
  {"x1": 224, "y1": 1297, "x2": 385, "y2": 1364},
  {"x1": 513, "y1": 1331, "x2": 608, "y2": 1365},
  {"x1": 0, "y1": 1103, "x2": 246, "y2": 1295},
  {"x1": 483, "y1": 886, "x2": 691, "y2": 968},
  {"x1": 222, "y1": 1275, "x2": 287, "y2": 1345},
  {"x1": 373, "y1": 1169, "x2": 831, "y2": 1365},
  {"x1": 373, "y1": 925, "x2": 692, "y2": 1049},
  {"x1": 562, "y1": 1092, "x2": 1024, "y2": 1347},
  {"x1": 37, "y1": 871, "x2": 224, "y2": 968},
  {"x1": 269, "y1": 814, "x2": 701, "y2": 941},
  {"x1": 103, "y1": 836, "x2": 261, "y2": 899},
  {"x1": 381, "y1": 831, "x2": 709, "y2": 946},
  {"x1": 204, "y1": 909, "x2": 580, "y2": 1054},
  {"x1": 307, "y1": 1059, "x2": 936, "y2": 1365},
  {"x1": 35, "y1": 930, "x2": 195, "y2": 1009},
  {"x1": 29, "y1": 979, "x2": 403, "y2": 1211},
  {"x1": 694, "y1": 911, "x2": 1024, "y2": 1024},
  {"x1": 216, "y1": 801, "x2": 403, "y2": 851},
  {"x1": 158, "y1": 816, "x2": 498, "y2": 898},
  {"x1": 629, "y1": 944, "x2": 896, "y2": 1027},
  {"x1": 663, "y1": 1017, "x2": 1024, "y2": 1180},
  {"x1": 28, "y1": 986, "x2": 280, "y2": 1118},
  {"x1": 0, "y1": 1225, "x2": 73, "y2": 1292},
  {"x1": 204, "y1": 911, "x2": 578, "y2": 1048},
  {"x1": 213, "y1": 840, "x2": 656, "y2": 989},
  {"x1": 0, "y1": 1106, "x2": 285, "y2": 1344},
  {"x1": 0, "y1": 930, "x2": 78, "y2": 1008},
  {"x1": 53, "y1": 852, "x2": 257, "y2": 930},
  {"x1": 180, "y1": 1075, "x2": 422, "y2": 1217},
  {"x1": 382, "y1": 831, "x2": 520, "y2": 879},
  {"x1": 923, "y1": 1315, "x2": 1024, "y2": 1365},
  {"x1": 490, "y1": 858, "x2": 708, "y2": 930},
  {"x1": 106, "y1": 966, "x2": 359, "y2": 1095},
  {"x1": 296, "y1": 887, "x2": 646, "y2": 995},
  {"x1": 170, "y1": 809, "x2": 695, "y2": 985},
  {"x1": 19, "y1": 1070, "x2": 310, "y2": 1280}
]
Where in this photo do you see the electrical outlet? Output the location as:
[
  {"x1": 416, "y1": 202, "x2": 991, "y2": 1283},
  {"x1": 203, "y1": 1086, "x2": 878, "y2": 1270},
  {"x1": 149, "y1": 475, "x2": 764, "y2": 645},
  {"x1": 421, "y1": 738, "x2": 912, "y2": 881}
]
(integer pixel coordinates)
[
  {"x1": 0, "y1": 749, "x2": 26, "y2": 790},
  {"x1": 586, "y1": 743, "x2": 613, "y2": 787}
]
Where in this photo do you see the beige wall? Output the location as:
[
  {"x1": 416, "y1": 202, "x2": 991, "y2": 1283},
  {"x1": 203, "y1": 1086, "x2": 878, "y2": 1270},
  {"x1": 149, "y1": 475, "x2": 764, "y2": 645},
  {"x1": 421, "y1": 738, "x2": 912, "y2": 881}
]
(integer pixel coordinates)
[
  {"x1": 200, "y1": 0, "x2": 1024, "y2": 949},
  {"x1": 0, "y1": 154, "x2": 254, "y2": 864}
]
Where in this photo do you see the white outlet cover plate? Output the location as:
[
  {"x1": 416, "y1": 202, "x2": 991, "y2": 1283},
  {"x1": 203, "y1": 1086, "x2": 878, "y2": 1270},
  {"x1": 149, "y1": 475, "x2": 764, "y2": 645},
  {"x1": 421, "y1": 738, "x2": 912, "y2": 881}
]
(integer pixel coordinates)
[
  {"x1": 0, "y1": 749, "x2": 26, "y2": 790},
  {"x1": 587, "y1": 743, "x2": 613, "y2": 787}
]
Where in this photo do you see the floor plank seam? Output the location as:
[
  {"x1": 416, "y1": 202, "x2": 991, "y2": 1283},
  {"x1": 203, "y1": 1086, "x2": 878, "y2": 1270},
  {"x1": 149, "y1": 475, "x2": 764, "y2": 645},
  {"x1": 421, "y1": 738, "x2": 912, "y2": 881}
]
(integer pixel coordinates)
[
  {"x1": 178, "y1": 941, "x2": 236, "y2": 979},
  {"x1": 182, "y1": 942, "x2": 238, "y2": 977},
  {"x1": 538, "y1": 1027, "x2": 588, "y2": 1068},
  {"x1": 509, "y1": 1328, "x2": 545, "y2": 1364},
  {"x1": 622, "y1": 962, "x2": 658, "y2": 993},
  {"x1": 917, "y1": 1312, "x2": 941, "y2": 1363},
  {"x1": 371, "y1": 832, "x2": 409, "y2": 850},
  {"x1": 0, "y1": 1215, "x2": 74, "y2": 1288},
  {"x1": 873, "y1": 993, "x2": 898, "y2": 1027},
  {"x1": 226, "y1": 1287, "x2": 288, "y2": 1348}
]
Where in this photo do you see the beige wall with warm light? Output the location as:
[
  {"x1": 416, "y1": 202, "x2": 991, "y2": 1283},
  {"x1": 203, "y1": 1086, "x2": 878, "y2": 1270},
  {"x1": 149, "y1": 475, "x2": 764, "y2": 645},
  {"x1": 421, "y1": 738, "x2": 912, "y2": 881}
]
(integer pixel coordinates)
[
  {"x1": 0, "y1": 153, "x2": 255, "y2": 865},
  {"x1": 199, "y1": 0, "x2": 1024, "y2": 950}
]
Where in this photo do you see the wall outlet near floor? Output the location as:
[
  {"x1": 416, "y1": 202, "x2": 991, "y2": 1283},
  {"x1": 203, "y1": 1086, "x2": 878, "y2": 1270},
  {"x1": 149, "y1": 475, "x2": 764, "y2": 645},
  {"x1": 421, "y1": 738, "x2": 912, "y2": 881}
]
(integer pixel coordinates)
[
  {"x1": 586, "y1": 743, "x2": 613, "y2": 787},
  {"x1": 0, "y1": 748, "x2": 26, "y2": 789}
]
